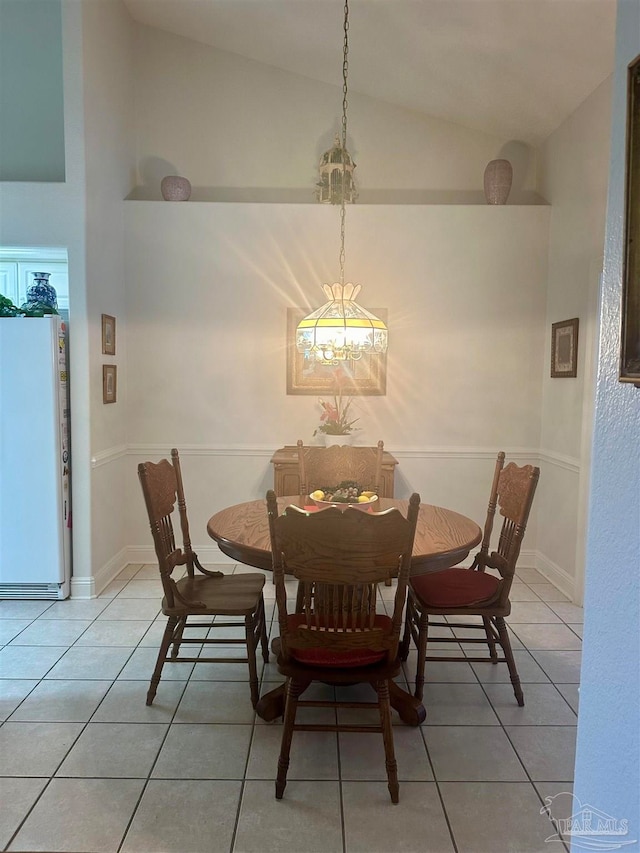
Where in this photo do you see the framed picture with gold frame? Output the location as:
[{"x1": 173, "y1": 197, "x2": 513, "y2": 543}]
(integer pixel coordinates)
[
  {"x1": 621, "y1": 54, "x2": 640, "y2": 386},
  {"x1": 101, "y1": 314, "x2": 116, "y2": 356},
  {"x1": 286, "y1": 307, "x2": 387, "y2": 396},
  {"x1": 551, "y1": 318, "x2": 579, "y2": 378},
  {"x1": 103, "y1": 365, "x2": 117, "y2": 404}
]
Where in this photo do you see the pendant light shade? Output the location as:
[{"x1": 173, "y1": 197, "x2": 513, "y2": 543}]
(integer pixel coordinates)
[{"x1": 296, "y1": 283, "x2": 388, "y2": 363}]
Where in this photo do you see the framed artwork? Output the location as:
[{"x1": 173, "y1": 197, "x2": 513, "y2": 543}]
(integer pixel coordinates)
[
  {"x1": 101, "y1": 314, "x2": 116, "y2": 355},
  {"x1": 103, "y1": 365, "x2": 117, "y2": 403},
  {"x1": 286, "y1": 307, "x2": 387, "y2": 395},
  {"x1": 551, "y1": 318, "x2": 579, "y2": 378},
  {"x1": 621, "y1": 54, "x2": 640, "y2": 386}
]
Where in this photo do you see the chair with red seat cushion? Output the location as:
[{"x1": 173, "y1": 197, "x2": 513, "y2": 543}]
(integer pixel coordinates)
[
  {"x1": 400, "y1": 452, "x2": 539, "y2": 706},
  {"x1": 266, "y1": 489, "x2": 420, "y2": 803}
]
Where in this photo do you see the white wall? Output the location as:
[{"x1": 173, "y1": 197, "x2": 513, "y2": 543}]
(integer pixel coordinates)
[
  {"x1": 0, "y1": 0, "x2": 93, "y2": 597},
  {"x1": 130, "y1": 25, "x2": 540, "y2": 203},
  {"x1": 0, "y1": 0, "x2": 616, "y2": 615},
  {"x1": 80, "y1": 0, "x2": 136, "y2": 595},
  {"x1": 536, "y1": 79, "x2": 612, "y2": 601},
  {"x1": 573, "y1": 0, "x2": 640, "y2": 836},
  {"x1": 0, "y1": 0, "x2": 137, "y2": 599},
  {"x1": 0, "y1": 0, "x2": 66, "y2": 181},
  {"x1": 123, "y1": 202, "x2": 548, "y2": 561}
]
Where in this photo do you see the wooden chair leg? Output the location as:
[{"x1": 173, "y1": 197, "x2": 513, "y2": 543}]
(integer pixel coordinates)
[
  {"x1": 376, "y1": 680, "x2": 399, "y2": 803},
  {"x1": 482, "y1": 615, "x2": 498, "y2": 663},
  {"x1": 258, "y1": 597, "x2": 270, "y2": 663},
  {"x1": 496, "y1": 616, "x2": 524, "y2": 706},
  {"x1": 399, "y1": 596, "x2": 413, "y2": 662},
  {"x1": 170, "y1": 616, "x2": 186, "y2": 659},
  {"x1": 413, "y1": 608, "x2": 429, "y2": 702},
  {"x1": 245, "y1": 614, "x2": 260, "y2": 708},
  {"x1": 147, "y1": 616, "x2": 177, "y2": 706},
  {"x1": 276, "y1": 677, "x2": 308, "y2": 799}
]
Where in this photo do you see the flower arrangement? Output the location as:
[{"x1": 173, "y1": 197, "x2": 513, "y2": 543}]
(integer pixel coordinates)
[{"x1": 314, "y1": 394, "x2": 359, "y2": 436}]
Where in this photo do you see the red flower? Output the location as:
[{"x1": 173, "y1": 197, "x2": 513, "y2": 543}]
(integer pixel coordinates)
[{"x1": 314, "y1": 395, "x2": 360, "y2": 436}]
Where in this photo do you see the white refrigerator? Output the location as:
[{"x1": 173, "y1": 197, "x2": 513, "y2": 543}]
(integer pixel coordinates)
[{"x1": 0, "y1": 316, "x2": 71, "y2": 598}]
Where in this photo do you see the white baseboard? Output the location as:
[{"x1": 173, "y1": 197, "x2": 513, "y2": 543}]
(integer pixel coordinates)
[
  {"x1": 82, "y1": 446, "x2": 581, "y2": 603},
  {"x1": 70, "y1": 575, "x2": 97, "y2": 599},
  {"x1": 71, "y1": 545, "x2": 129, "y2": 599},
  {"x1": 534, "y1": 551, "x2": 576, "y2": 601},
  {"x1": 79, "y1": 545, "x2": 573, "y2": 606},
  {"x1": 125, "y1": 546, "x2": 235, "y2": 566},
  {"x1": 516, "y1": 548, "x2": 537, "y2": 571}
]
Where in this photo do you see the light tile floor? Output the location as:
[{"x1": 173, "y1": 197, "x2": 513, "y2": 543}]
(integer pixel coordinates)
[{"x1": 0, "y1": 565, "x2": 580, "y2": 853}]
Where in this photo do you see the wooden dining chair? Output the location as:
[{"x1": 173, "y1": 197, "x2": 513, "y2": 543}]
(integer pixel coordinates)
[
  {"x1": 400, "y1": 452, "x2": 539, "y2": 706},
  {"x1": 266, "y1": 489, "x2": 420, "y2": 803},
  {"x1": 296, "y1": 439, "x2": 386, "y2": 497},
  {"x1": 138, "y1": 449, "x2": 269, "y2": 708}
]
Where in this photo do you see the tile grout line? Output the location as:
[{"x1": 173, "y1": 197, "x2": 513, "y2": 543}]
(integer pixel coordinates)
[
  {"x1": 472, "y1": 577, "x2": 576, "y2": 852},
  {"x1": 418, "y1": 716, "x2": 460, "y2": 853},
  {"x1": 0, "y1": 566, "x2": 582, "y2": 853}
]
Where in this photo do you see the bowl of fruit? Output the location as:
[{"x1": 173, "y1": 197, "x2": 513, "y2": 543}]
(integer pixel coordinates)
[{"x1": 309, "y1": 481, "x2": 378, "y2": 511}]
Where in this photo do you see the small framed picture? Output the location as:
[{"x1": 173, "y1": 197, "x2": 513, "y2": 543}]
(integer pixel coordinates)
[
  {"x1": 101, "y1": 314, "x2": 116, "y2": 355},
  {"x1": 103, "y1": 365, "x2": 117, "y2": 403},
  {"x1": 551, "y1": 318, "x2": 579, "y2": 378}
]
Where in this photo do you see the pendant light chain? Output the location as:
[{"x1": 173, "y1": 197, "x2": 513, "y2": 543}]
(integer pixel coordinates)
[
  {"x1": 339, "y1": 0, "x2": 349, "y2": 286},
  {"x1": 294, "y1": 0, "x2": 388, "y2": 364}
]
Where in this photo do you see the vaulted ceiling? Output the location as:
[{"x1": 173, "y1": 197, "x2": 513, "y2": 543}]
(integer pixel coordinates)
[{"x1": 123, "y1": 0, "x2": 616, "y2": 145}]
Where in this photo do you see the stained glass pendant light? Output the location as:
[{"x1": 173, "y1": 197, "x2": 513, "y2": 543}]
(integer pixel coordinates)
[{"x1": 296, "y1": 0, "x2": 388, "y2": 365}]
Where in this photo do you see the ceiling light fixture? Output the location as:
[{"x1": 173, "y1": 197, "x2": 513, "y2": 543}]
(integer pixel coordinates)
[{"x1": 296, "y1": 0, "x2": 388, "y2": 365}]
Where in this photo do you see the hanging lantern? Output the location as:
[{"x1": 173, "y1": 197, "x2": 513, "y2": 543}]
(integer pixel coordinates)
[{"x1": 316, "y1": 134, "x2": 358, "y2": 204}]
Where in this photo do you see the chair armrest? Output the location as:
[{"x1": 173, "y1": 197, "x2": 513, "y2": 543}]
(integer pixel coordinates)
[{"x1": 193, "y1": 553, "x2": 224, "y2": 578}]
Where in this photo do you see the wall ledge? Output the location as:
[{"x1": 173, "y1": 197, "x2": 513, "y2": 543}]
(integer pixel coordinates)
[{"x1": 125, "y1": 188, "x2": 549, "y2": 206}]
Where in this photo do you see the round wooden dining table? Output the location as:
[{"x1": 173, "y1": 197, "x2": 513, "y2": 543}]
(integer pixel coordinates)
[
  {"x1": 207, "y1": 496, "x2": 481, "y2": 726},
  {"x1": 207, "y1": 496, "x2": 481, "y2": 576}
]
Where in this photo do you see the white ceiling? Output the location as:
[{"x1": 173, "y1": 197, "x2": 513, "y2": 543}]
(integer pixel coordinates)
[{"x1": 123, "y1": 0, "x2": 616, "y2": 145}]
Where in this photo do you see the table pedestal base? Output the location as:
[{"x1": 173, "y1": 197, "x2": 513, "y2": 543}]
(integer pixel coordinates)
[{"x1": 255, "y1": 677, "x2": 425, "y2": 726}]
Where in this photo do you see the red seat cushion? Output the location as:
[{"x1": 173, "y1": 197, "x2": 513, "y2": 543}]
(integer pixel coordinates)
[
  {"x1": 286, "y1": 613, "x2": 392, "y2": 668},
  {"x1": 411, "y1": 568, "x2": 500, "y2": 608}
]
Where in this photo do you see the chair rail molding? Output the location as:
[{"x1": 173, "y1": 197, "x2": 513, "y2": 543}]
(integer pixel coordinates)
[
  {"x1": 95, "y1": 443, "x2": 562, "y2": 464},
  {"x1": 127, "y1": 443, "x2": 278, "y2": 458},
  {"x1": 86, "y1": 444, "x2": 579, "y2": 602},
  {"x1": 91, "y1": 444, "x2": 128, "y2": 468},
  {"x1": 537, "y1": 448, "x2": 581, "y2": 473}
]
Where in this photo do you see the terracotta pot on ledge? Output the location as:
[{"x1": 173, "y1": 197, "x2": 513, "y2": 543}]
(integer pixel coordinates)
[{"x1": 161, "y1": 175, "x2": 192, "y2": 201}]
